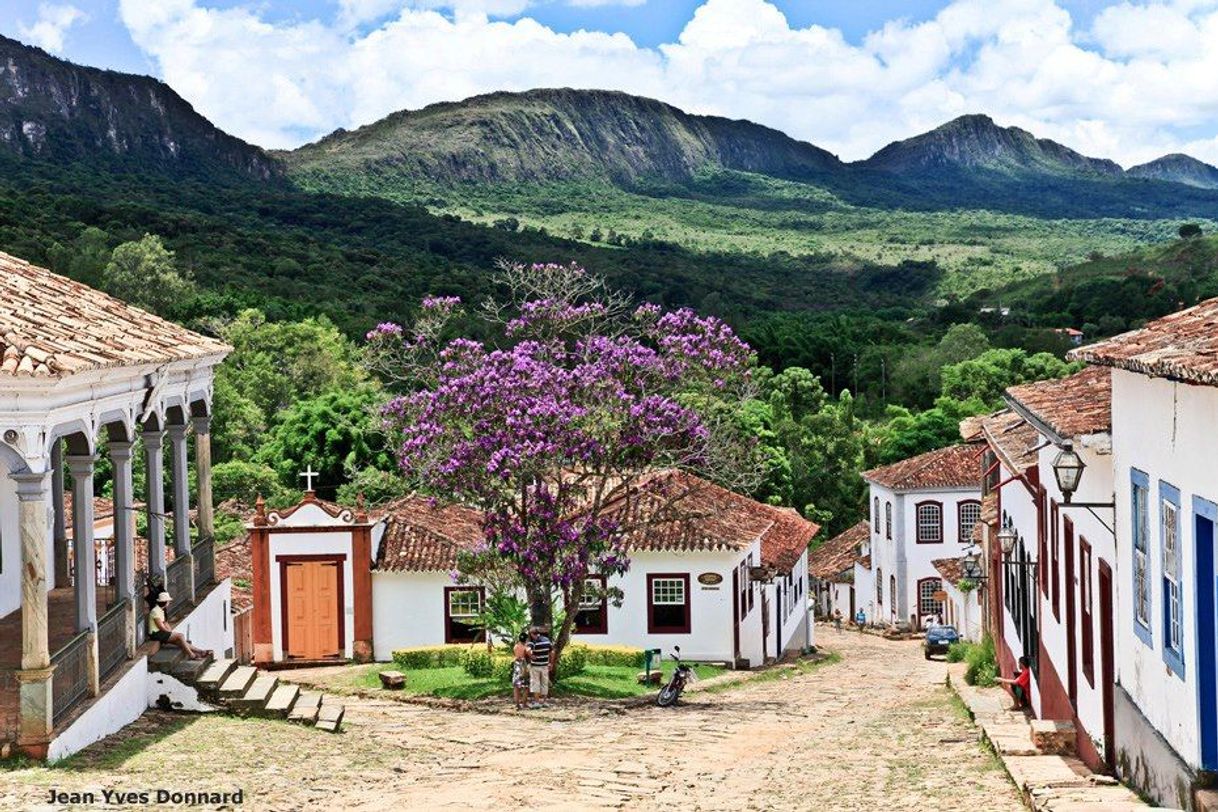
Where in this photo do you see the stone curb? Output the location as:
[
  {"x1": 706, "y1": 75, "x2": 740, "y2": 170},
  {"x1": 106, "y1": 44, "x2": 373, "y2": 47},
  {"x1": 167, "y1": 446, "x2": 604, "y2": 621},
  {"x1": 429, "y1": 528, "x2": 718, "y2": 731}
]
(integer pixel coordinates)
[{"x1": 944, "y1": 663, "x2": 1153, "y2": 811}]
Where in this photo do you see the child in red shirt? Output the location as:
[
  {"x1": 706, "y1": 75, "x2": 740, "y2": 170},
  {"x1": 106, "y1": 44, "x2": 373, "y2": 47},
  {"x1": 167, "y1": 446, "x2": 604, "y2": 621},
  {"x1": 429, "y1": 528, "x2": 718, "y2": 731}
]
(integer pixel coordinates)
[{"x1": 997, "y1": 655, "x2": 1032, "y2": 710}]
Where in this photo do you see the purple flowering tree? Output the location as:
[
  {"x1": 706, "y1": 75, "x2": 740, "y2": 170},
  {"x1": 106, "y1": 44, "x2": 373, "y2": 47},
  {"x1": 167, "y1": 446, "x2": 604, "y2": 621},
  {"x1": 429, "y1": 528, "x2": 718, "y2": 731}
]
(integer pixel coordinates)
[{"x1": 367, "y1": 262, "x2": 759, "y2": 665}]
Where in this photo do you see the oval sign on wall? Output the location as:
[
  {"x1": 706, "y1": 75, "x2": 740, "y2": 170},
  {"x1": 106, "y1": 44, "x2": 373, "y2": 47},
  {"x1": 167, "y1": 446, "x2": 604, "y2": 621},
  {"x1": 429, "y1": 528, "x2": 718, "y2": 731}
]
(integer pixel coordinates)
[{"x1": 697, "y1": 572, "x2": 724, "y2": 586}]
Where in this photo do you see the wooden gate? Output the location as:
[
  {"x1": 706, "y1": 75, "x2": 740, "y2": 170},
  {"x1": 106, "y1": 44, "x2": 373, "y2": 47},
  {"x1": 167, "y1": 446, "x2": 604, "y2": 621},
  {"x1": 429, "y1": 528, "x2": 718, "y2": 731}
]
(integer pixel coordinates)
[{"x1": 281, "y1": 557, "x2": 343, "y2": 660}]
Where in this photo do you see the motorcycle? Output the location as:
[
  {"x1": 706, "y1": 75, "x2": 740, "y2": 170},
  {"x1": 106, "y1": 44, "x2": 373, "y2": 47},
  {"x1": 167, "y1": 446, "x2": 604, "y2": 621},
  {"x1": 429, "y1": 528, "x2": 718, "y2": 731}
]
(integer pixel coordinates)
[{"x1": 656, "y1": 646, "x2": 696, "y2": 707}]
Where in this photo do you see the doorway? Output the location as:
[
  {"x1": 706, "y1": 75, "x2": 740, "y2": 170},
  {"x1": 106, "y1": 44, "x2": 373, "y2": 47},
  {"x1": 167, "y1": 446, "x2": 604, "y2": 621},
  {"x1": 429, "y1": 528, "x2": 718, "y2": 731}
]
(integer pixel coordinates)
[
  {"x1": 1098, "y1": 560, "x2": 1116, "y2": 773},
  {"x1": 1064, "y1": 516, "x2": 1078, "y2": 707},
  {"x1": 1195, "y1": 498, "x2": 1217, "y2": 771},
  {"x1": 281, "y1": 557, "x2": 343, "y2": 660}
]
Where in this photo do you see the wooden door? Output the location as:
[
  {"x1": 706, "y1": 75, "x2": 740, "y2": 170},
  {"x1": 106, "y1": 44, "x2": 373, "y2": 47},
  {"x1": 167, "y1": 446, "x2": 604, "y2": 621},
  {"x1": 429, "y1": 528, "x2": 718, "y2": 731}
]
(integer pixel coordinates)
[
  {"x1": 1098, "y1": 561, "x2": 1116, "y2": 773},
  {"x1": 284, "y1": 560, "x2": 342, "y2": 660}
]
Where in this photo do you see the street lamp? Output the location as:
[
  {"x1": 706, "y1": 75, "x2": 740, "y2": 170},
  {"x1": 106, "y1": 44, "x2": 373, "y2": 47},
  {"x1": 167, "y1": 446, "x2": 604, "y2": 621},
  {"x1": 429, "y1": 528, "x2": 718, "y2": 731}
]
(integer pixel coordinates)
[
  {"x1": 961, "y1": 545, "x2": 986, "y2": 581},
  {"x1": 998, "y1": 523, "x2": 1018, "y2": 557},
  {"x1": 1052, "y1": 444, "x2": 1086, "y2": 503}
]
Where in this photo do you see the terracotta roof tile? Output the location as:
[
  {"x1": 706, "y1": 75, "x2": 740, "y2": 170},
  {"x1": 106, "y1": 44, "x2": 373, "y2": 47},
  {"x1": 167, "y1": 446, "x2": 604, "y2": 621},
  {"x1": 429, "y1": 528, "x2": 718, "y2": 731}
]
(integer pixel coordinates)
[
  {"x1": 857, "y1": 555, "x2": 872, "y2": 570},
  {"x1": 613, "y1": 471, "x2": 819, "y2": 572},
  {"x1": 0, "y1": 251, "x2": 230, "y2": 378},
  {"x1": 1006, "y1": 367, "x2": 1111, "y2": 439},
  {"x1": 1069, "y1": 298, "x2": 1218, "y2": 386},
  {"x1": 981, "y1": 410, "x2": 1040, "y2": 473},
  {"x1": 932, "y1": 557, "x2": 964, "y2": 583},
  {"x1": 862, "y1": 444, "x2": 981, "y2": 492},
  {"x1": 215, "y1": 537, "x2": 252, "y2": 612},
  {"x1": 809, "y1": 521, "x2": 868, "y2": 580},
  {"x1": 375, "y1": 496, "x2": 485, "y2": 573}
]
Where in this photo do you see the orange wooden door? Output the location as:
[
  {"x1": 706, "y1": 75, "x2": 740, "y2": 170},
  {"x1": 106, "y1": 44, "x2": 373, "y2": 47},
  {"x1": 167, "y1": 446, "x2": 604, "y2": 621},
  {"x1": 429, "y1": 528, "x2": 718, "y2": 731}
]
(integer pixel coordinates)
[{"x1": 285, "y1": 562, "x2": 341, "y2": 659}]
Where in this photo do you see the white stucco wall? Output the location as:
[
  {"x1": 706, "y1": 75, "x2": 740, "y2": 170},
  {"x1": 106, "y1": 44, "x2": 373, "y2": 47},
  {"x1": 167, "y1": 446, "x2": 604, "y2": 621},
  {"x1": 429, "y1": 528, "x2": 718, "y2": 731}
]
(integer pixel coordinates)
[
  {"x1": 176, "y1": 579, "x2": 235, "y2": 659},
  {"x1": 1111, "y1": 369, "x2": 1217, "y2": 770},
  {"x1": 371, "y1": 571, "x2": 454, "y2": 660},
  {"x1": 268, "y1": 531, "x2": 355, "y2": 661},
  {"x1": 0, "y1": 465, "x2": 21, "y2": 618},
  {"x1": 47, "y1": 657, "x2": 149, "y2": 763}
]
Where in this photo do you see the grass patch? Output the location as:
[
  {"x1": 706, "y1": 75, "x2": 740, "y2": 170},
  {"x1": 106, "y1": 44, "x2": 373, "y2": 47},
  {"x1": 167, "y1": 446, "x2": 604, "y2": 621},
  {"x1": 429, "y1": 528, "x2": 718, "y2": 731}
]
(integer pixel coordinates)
[
  {"x1": 698, "y1": 650, "x2": 842, "y2": 695},
  {"x1": 338, "y1": 662, "x2": 729, "y2": 701}
]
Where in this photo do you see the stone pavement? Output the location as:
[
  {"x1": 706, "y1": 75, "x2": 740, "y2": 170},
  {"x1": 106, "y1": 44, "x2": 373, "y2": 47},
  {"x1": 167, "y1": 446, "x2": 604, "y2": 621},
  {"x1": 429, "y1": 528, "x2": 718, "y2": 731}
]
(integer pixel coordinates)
[
  {"x1": 1, "y1": 630, "x2": 1023, "y2": 811},
  {"x1": 946, "y1": 662, "x2": 1153, "y2": 811}
]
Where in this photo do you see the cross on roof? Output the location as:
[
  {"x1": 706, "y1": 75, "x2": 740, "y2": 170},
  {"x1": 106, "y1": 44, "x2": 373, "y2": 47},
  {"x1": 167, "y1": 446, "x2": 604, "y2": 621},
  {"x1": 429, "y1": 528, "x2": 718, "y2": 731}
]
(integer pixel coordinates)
[{"x1": 300, "y1": 465, "x2": 319, "y2": 494}]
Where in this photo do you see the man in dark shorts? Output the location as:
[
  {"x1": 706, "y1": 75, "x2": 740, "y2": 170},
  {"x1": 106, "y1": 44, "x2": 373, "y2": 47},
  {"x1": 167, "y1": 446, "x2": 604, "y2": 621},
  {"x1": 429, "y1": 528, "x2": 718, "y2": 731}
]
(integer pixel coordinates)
[
  {"x1": 148, "y1": 591, "x2": 210, "y2": 659},
  {"x1": 997, "y1": 655, "x2": 1032, "y2": 710}
]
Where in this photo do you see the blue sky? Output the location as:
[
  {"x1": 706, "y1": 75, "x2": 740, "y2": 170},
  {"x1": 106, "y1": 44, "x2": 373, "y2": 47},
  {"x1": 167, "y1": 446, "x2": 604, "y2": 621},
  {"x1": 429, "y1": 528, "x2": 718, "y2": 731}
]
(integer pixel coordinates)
[{"x1": 4, "y1": 1, "x2": 1218, "y2": 165}]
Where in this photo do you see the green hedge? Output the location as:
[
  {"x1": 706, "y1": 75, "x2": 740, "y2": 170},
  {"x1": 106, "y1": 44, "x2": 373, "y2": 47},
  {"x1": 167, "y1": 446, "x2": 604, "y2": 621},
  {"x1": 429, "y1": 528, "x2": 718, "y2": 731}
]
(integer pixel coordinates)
[
  {"x1": 578, "y1": 644, "x2": 646, "y2": 668},
  {"x1": 459, "y1": 643, "x2": 595, "y2": 681},
  {"x1": 960, "y1": 636, "x2": 999, "y2": 687},
  {"x1": 391, "y1": 645, "x2": 473, "y2": 670}
]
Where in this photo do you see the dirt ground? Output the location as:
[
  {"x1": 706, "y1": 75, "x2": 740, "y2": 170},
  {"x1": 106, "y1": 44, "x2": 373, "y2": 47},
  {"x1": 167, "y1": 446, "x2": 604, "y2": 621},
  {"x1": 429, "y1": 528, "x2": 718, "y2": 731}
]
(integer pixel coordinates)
[{"x1": 1, "y1": 629, "x2": 1023, "y2": 811}]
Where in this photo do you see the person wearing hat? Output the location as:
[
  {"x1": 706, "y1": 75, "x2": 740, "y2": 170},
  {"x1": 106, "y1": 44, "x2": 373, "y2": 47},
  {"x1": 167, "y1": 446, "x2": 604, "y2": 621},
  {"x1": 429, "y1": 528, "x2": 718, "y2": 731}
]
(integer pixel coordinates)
[{"x1": 149, "y1": 591, "x2": 210, "y2": 659}]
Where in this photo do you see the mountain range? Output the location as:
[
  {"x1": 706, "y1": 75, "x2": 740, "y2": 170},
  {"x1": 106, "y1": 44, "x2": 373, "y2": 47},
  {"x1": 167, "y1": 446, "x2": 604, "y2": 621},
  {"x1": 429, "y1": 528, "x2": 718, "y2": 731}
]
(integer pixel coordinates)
[{"x1": 4, "y1": 34, "x2": 1218, "y2": 201}]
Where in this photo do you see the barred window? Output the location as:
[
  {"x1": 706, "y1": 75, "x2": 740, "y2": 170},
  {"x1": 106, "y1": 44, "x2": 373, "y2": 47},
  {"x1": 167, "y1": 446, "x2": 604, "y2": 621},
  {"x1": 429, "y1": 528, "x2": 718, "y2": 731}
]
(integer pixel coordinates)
[
  {"x1": 885, "y1": 502, "x2": 892, "y2": 539},
  {"x1": 1163, "y1": 494, "x2": 1183, "y2": 658},
  {"x1": 1132, "y1": 473, "x2": 1151, "y2": 631},
  {"x1": 918, "y1": 578, "x2": 944, "y2": 617},
  {"x1": 958, "y1": 501, "x2": 982, "y2": 544},
  {"x1": 876, "y1": 568, "x2": 883, "y2": 606},
  {"x1": 916, "y1": 502, "x2": 943, "y2": 543}
]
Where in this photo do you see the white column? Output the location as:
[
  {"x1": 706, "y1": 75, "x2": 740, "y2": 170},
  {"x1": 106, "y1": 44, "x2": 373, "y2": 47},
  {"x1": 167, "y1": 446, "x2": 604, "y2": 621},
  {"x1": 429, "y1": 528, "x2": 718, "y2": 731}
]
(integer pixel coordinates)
[
  {"x1": 109, "y1": 440, "x2": 137, "y2": 656},
  {"x1": 192, "y1": 416, "x2": 214, "y2": 541},
  {"x1": 12, "y1": 470, "x2": 53, "y2": 756},
  {"x1": 66, "y1": 454, "x2": 100, "y2": 697},
  {"x1": 141, "y1": 427, "x2": 166, "y2": 582},
  {"x1": 51, "y1": 440, "x2": 69, "y2": 589},
  {"x1": 167, "y1": 423, "x2": 192, "y2": 557}
]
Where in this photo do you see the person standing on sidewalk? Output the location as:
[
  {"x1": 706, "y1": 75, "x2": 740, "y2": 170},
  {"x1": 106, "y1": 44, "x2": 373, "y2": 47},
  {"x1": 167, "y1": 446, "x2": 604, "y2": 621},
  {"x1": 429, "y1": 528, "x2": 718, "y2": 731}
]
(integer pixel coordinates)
[
  {"x1": 526, "y1": 627, "x2": 553, "y2": 709},
  {"x1": 833, "y1": 609, "x2": 843, "y2": 633}
]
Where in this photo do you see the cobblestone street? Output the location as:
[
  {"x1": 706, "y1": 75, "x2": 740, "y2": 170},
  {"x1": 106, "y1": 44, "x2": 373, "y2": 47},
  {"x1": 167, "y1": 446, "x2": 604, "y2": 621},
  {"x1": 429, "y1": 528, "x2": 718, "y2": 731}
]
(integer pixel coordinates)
[{"x1": 2, "y1": 630, "x2": 1023, "y2": 811}]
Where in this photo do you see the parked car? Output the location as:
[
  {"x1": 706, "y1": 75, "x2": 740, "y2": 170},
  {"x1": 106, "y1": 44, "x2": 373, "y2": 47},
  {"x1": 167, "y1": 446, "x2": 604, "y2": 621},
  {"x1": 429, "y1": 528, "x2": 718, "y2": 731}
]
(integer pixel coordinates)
[{"x1": 923, "y1": 624, "x2": 961, "y2": 659}]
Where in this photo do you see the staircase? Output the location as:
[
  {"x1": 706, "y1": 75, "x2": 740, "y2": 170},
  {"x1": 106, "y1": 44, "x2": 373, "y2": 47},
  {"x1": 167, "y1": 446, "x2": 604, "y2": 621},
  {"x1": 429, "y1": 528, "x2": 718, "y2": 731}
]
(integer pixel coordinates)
[{"x1": 148, "y1": 648, "x2": 344, "y2": 732}]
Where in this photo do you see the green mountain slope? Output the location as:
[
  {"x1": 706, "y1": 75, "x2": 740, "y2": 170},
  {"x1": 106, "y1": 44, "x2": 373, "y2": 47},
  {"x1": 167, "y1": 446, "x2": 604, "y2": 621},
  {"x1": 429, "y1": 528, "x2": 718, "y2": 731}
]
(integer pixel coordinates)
[
  {"x1": 284, "y1": 88, "x2": 843, "y2": 188},
  {"x1": 860, "y1": 114, "x2": 1122, "y2": 176},
  {"x1": 0, "y1": 35, "x2": 277, "y2": 179},
  {"x1": 1127, "y1": 154, "x2": 1218, "y2": 189}
]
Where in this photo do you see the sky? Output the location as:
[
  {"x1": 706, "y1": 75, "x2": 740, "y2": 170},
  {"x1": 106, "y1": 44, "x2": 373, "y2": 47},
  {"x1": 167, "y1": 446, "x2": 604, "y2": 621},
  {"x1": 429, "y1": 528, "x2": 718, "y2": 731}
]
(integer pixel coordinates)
[{"x1": 4, "y1": 0, "x2": 1218, "y2": 166}]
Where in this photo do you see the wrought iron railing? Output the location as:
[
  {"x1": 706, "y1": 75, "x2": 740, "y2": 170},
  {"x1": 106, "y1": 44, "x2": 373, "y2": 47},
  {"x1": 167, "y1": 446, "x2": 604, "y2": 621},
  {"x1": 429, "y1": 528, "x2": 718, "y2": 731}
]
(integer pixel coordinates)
[
  {"x1": 98, "y1": 599, "x2": 130, "y2": 682},
  {"x1": 166, "y1": 555, "x2": 193, "y2": 616},
  {"x1": 51, "y1": 631, "x2": 90, "y2": 726},
  {"x1": 193, "y1": 537, "x2": 215, "y2": 590},
  {"x1": 135, "y1": 569, "x2": 149, "y2": 647}
]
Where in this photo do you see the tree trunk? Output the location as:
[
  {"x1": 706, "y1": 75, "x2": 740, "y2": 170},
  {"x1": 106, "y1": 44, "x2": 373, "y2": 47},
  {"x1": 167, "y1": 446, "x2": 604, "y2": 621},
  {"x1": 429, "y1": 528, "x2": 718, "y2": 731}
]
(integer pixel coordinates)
[{"x1": 527, "y1": 584, "x2": 552, "y2": 631}]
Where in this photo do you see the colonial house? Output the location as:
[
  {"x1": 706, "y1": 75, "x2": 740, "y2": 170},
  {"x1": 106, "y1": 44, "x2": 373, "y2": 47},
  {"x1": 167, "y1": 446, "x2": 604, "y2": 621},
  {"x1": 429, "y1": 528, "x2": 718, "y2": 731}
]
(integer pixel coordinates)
[
  {"x1": 248, "y1": 471, "x2": 819, "y2": 669},
  {"x1": 0, "y1": 252, "x2": 232, "y2": 760},
  {"x1": 984, "y1": 367, "x2": 1116, "y2": 772},
  {"x1": 856, "y1": 444, "x2": 983, "y2": 629},
  {"x1": 1067, "y1": 301, "x2": 1218, "y2": 808},
  {"x1": 809, "y1": 520, "x2": 867, "y2": 620}
]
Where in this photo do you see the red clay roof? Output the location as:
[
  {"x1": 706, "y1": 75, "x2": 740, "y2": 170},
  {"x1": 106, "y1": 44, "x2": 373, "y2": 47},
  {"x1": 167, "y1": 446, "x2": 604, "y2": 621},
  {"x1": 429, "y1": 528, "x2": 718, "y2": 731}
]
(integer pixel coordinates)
[
  {"x1": 1070, "y1": 298, "x2": 1218, "y2": 386},
  {"x1": 862, "y1": 444, "x2": 981, "y2": 492},
  {"x1": 0, "y1": 251, "x2": 230, "y2": 377},
  {"x1": 375, "y1": 496, "x2": 485, "y2": 573},
  {"x1": 981, "y1": 410, "x2": 1040, "y2": 473},
  {"x1": 809, "y1": 521, "x2": 868, "y2": 580},
  {"x1": 933, "y1": 558, "x2": 964, "y2": 583},
  {"x1": 1006, "y1": 366, "x2": 1111, "y2": 439},
  {"x1": 614, "y1": 471, "x2": 819, "y2": 572}
]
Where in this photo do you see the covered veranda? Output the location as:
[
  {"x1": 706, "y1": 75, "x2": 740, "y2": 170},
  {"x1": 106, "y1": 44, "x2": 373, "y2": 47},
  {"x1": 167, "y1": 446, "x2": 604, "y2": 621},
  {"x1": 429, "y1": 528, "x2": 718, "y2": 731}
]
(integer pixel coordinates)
[{"x1": 0, "y1": 251, "x2": 230, "y2": 758}]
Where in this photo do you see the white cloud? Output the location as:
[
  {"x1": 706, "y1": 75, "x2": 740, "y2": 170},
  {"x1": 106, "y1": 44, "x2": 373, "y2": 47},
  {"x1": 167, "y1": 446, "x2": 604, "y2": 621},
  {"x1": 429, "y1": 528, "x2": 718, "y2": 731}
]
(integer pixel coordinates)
[
  {"x1": 18, "y1": 3, "x2": 87, "y2": 54},
  {"x1": 118, "y1": 0, "x2": 1218, "y2": 166}
]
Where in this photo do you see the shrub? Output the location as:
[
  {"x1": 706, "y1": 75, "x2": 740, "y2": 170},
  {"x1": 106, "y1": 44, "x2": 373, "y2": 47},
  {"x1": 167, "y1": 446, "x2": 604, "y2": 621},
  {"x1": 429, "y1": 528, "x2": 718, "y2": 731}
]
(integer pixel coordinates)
[
  {"x1": 556, "y1": 644, "x2": 588, "y2": 679},
  {"x1": 578, "y1": 644, "x2": 645, "y2": 668},
  {"x1": 946, "y1": 641, "x2": 969, "y2": 663},
  {"x1": 391, "y1": 645, "x2": 471, "y2": 670},
  {"x1": 963, "y1": 635, "x2": 998, "y2": 688},
  {"x1": 461, "y1": 649, "x2": 516, "y2": 681}
]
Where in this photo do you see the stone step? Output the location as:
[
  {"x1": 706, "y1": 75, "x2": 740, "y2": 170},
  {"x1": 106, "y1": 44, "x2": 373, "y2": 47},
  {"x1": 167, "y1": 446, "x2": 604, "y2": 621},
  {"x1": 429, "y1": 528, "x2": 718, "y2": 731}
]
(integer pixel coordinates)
[
  {"x1": 287, "y1": 691, "x2": 322, "y2": 725},
  {"x1": 195, "y1": 659, "x2": 239, "y2": 696},
  {"x1": 257, "y1": 684, "x2": 301, "y2": 719},
  {"x1": 171, "y1": 654, "x2": 214, "y2": 685},
  {"x1": 148, "y1": 646, "x2": 186, "y2": 674},
  {"x1": 315, "y1": 698, "x2": 345, "y2": 733},
  {"x1": 229, "y1": 674, "x2": 279, "y2": 713},
  {"x1": 218, "y1": 665, "x2": 259, "y2": 700}
]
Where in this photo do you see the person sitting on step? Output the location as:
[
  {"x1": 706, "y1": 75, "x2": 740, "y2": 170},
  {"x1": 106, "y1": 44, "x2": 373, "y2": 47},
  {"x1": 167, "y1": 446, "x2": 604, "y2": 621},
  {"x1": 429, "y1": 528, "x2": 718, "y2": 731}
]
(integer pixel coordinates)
[{"x1": 149, "y1": 591, "x2": 211, "y2": 660}]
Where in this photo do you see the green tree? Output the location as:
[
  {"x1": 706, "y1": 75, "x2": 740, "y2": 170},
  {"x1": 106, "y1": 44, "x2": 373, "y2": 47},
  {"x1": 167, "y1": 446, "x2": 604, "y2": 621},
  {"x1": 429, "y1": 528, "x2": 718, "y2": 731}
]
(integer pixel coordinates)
[
  {"x1": 101, "y1": 233, "x2": 194, "y2": 315},
  {"x1": 1179, "y1": 223, "x2": 1203, "y2": 239},
  {"x1": 940, "y1": 348, "x2": 1078, "y2": 407},
  {"x1": 335, "y1": 467, "x2": 408, "y2": 507},
  {"x1": 876, "y1": 396, "x2": 989, "y2": 464},
  {"x1": 253, "y1": 386, "x2": 393, "y2": 496},
  {"x1": 212, "y1": 460, "x2": 291, "y2": 506}
]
